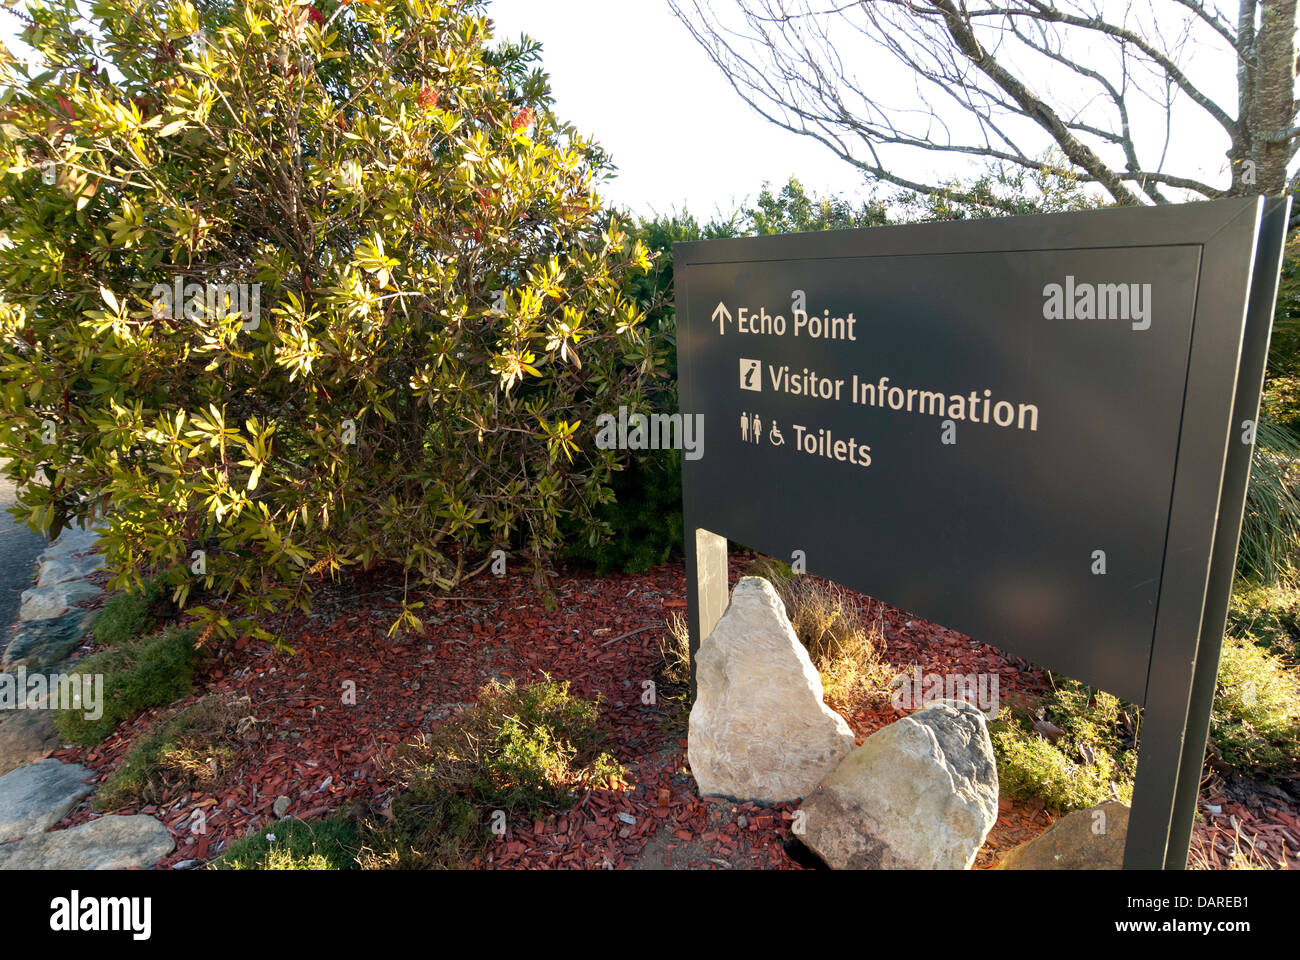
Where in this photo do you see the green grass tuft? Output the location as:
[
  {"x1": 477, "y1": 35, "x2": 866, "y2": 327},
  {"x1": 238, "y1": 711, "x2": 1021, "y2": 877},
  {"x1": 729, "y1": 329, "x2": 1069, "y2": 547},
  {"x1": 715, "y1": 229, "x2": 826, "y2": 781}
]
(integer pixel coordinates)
[
  {"x1": 215, "y1": 815, "x2": 362, "y2": 870},
  {"x1": 53, "y1": 627, "x2": 201, "y2": 747},
  {"x1": 92, "y1": 579, "x2": 167, "y2": 647}
]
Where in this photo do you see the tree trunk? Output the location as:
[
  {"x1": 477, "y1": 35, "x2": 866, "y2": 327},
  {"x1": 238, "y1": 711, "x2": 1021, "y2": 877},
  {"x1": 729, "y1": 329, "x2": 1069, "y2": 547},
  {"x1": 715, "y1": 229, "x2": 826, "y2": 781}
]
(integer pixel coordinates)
[{"x1": 1247, "y1": 0, "x2": 1298, "y2": 195}]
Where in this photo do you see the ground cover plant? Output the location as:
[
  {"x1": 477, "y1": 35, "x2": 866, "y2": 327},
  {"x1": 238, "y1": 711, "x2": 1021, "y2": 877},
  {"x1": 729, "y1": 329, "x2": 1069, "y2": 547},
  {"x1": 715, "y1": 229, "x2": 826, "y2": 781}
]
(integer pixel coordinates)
[
  {"x1": 211, "y1": 675, "x2": 622, "y2": 869},
  {"x1": 53, "y1": 625, "x2": 200, "y2": 746},
  {"x1": 96, "y1": 692, "x2": 252, "y2": 809}
]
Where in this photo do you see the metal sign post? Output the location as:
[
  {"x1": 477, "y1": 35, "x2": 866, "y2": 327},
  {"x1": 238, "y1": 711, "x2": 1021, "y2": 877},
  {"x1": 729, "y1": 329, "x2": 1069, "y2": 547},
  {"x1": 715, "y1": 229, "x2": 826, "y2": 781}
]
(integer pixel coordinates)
[{"x1": 675, "y1": 196, "x2": 1291, "y2": 869}]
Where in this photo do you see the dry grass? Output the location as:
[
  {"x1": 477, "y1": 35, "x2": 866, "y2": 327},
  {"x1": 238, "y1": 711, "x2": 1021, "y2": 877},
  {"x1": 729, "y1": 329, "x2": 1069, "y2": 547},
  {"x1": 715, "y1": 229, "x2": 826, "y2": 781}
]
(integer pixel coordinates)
[
  {"x1": 736, "y1": 559, "x2": 895, "y2": 718},
  {"x1": 97, "y1": 693, "x2": 255, "y2": 810},
  {"x1": 1189, "y1": 822, "x2": 1292, "y2": 870},
  {"x1": 660, "y1": 612, "x2": 692, "y2": 688}
]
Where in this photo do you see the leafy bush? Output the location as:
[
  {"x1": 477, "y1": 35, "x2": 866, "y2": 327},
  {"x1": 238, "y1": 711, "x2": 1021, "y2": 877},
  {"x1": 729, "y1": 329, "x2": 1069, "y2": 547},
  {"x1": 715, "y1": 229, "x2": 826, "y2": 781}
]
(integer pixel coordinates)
[
  {"x1": 215, "y1": 815, "x2": 362, "y2": 871},
  {"x1": 53, "y1": 626, "x2": 200, "y2": 746},
  {"x1": 989, "y1": 677, "x2": 1136, "y2": 812},
  {"x1": 1227, "y1": 580, "x2": 1300, "y2": 660},
  {"x1": 0, "y1": 0, "x2": 653, "y2": 642},
  {"x1": 96, "y1": 694, "x2": 249, "y2": 810},
  {"x1": 1211, "y1": 634, "x2": 1300, "y2": 776},
  {"x1": 563, "y1": 450, "x2": 682, "y2": 575},
  {"x1": 371, "y1": 676, "x2": 621, "y2": 868}
]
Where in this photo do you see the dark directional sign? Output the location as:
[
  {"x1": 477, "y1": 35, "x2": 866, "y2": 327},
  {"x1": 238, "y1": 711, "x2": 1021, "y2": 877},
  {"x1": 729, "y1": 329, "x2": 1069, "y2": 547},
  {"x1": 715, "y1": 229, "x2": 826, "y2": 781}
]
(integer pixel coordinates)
[{"x1": 675, "y1": 196, "x2": 1291, "y2": 870}]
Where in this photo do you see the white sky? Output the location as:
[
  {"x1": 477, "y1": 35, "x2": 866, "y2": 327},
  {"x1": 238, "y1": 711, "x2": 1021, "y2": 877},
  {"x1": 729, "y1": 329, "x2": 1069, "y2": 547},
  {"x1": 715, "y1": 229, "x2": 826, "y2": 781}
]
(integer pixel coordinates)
[
  {"x1": 485, "y1": 0, "x2": 869, "y2": 218},
  {"x1": 1, "y1": 0, "x2": 1274, "y2": 219}
]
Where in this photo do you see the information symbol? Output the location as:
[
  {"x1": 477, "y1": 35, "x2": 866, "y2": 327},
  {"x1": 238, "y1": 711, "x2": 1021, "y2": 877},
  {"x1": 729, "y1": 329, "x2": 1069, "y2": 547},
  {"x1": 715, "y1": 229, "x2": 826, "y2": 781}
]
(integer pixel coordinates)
[{"x1": 739, "y1": 358, "x2": 762, "y2": 391}]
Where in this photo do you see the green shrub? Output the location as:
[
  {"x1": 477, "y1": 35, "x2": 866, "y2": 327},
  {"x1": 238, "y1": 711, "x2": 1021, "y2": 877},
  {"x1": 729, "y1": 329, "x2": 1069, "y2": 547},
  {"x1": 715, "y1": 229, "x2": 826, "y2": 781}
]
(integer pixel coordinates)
[
  {"x1": 1211, "y1": 634, "x2": 1300, "y2": 776},
  {"x1": 0, "y1": 0, "x2": 653, "y2": 643},
  {"x1": 96, "y1": 695, "x2": 247, "y2": 810},
  {"x1": 92, "y1": 578, "x2": 170, "y2": 647},
  {"x1": 563, "y1": 451, "x2": 683, "y2": 574},
  {"x1": 215, "y1": 815, "x2": 362, "y2": 871},
  {"x1": 371, "y1": 676, "x2": 621, "y2": 868},
  {"x1": 1227, "y1": 580, "x2": 1300, "y2": 660},
  {"x1": 53, "y1": 627, "x2": 200, "y2": 746},
  {"x1": 989, "y1": 677, "x2": 1136, "y2": 812},
  {"x1": 991, "y1": 727, "x2": 1132, "y2": 811}
]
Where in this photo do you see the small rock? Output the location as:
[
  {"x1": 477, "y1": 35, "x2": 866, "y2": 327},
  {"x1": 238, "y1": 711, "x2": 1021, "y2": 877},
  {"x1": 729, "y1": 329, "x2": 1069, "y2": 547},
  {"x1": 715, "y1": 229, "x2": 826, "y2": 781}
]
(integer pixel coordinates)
[
  {"x1": 171, "y1": 859, "x2": 198, "y2": 870},
  {"x1": 617, "y1": 812, "x2": 636, "y2": 826},
  {"x1": 0, "y1": 759, "x2": 93, "y2": 838},
  {"x1": 688, "y1": 577, "x2": 855, "y2": 802},
  {"x1": 0, "y1": 815, "x2": 173, "y2": 870},
  {"x1": 273, "y1": 795, "x2": 291, "y2": 818},
  {"x1": 0, "y1": 711, "x2": 59, "y2": 777},
  {"x1": 996, "y1": 801, "x2": 1130, "y2": 870},
  {"x1": 799, "y1": 700, "x2": 999, "y2": 869},
  {"x1": 1032, "y1": 718, "x2": 1065, "y2": 742}
]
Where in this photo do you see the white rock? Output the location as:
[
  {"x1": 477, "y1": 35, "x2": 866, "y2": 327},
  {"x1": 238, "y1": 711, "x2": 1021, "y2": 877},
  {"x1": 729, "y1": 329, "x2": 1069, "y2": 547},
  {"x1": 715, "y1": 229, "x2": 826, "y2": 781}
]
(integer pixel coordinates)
[
  {"x1": 799, "y1": 699, "x2": 998, "y2": 869},
  {"x1": 688, "y1": 577, "x2": 855, "y2": 802}
]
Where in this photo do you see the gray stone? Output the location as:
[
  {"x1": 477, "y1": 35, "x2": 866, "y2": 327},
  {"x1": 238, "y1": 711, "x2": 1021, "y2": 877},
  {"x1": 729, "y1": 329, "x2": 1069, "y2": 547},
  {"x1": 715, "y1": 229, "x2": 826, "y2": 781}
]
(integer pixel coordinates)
[
  {"x1": 36, "y1": 553, "x2": 105, "y2": 587},
  {"x1": 0, "y1": 759, "x2": 93, "y2": 839},
  {"x1": 18, "y1": 578, "x2": 100, "y2": 621},
  {"x1": 799, "y1": 699, "x2": 999, "y2": 869},
  {"x1": 688, "y1": 577, "x2": 855, "y2": 802},
  {"x1": 996, "y1": 801, "x2": 1129, "y2": 870},
  {"x1": 0, "y1": 711, "x2": 58, "y2": 777},
  {"x1": 0, "y1": 815, "x2": 173, "y2": 869},
  {"x1": 273, "y1": 795, "x2": 291, "y2": 818},
  {"x1": 41, "y1": 524, "x2": 101, "y2": 561},
  {"x1": 1, "y1": 611, "x2": 94, "y2": 670}
]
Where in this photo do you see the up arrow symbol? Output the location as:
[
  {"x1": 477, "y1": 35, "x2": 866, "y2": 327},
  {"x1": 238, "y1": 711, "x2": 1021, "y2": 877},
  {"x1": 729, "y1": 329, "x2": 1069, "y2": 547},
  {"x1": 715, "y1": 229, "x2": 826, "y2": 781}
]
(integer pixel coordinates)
[{"x1": 712, "y1": 302, "x2": 732, "y2": 335}]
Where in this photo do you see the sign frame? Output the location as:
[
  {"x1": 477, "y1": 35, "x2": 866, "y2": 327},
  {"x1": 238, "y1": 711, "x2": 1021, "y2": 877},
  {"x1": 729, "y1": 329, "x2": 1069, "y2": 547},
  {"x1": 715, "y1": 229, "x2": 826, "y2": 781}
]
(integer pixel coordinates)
[{"x1": 674, "y1": 195, "x2": 1292, "y2": 870}]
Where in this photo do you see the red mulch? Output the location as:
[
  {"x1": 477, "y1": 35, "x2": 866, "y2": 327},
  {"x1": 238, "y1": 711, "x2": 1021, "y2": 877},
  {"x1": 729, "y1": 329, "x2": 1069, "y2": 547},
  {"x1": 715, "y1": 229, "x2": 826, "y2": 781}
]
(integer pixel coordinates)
[{"x1": 43, "y1": 552, "x2": 1299, "y2": 869}]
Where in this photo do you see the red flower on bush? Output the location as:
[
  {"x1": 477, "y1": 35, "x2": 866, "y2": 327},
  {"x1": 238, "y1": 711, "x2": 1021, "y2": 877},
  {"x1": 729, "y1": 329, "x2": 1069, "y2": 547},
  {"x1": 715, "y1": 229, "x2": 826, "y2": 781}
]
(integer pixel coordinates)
[
  {"x1": 307, "y1": 5, "x2": 325, "y2": 26},
  {"x1": 511, "y1": 107, "x2": 534, "y2": 131},
  {"x1": 417, "y1": 85, "x2": 439, "y2": 110}
]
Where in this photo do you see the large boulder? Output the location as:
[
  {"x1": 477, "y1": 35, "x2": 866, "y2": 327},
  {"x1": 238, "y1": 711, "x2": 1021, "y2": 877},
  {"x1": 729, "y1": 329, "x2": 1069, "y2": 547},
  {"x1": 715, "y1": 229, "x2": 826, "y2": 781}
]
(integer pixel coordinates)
[
  {"x1": 799, "y1": 699, "x2": 998, "y2": 869},
  {"x1": 688, "y1": 577, "x2": 855, "y2": 802},
  {"x1": 18, "y1": 578, "x2": 100, "y2": 622},
  {"x1": 0, "y1": 759, "x2": 93, "y2": 839},
  {"x1": 0, "y1": 815, "x2": 174, "y2": 870},
  {"x1": 996, "y1": 801, "x2": 1129, "y2": 870}
]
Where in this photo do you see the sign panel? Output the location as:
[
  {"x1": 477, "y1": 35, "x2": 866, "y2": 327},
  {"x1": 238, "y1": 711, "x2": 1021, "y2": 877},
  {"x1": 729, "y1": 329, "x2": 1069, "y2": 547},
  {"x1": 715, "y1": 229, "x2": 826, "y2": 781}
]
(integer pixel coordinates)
[{"x1": 675, "y1": 196, "x2": 1291, "y2": 869}]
